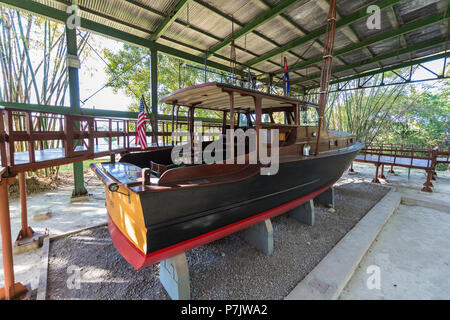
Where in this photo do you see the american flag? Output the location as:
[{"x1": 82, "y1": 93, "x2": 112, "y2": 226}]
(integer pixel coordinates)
[{"x1": 136, "y1": 97, "x2": 148, "y2": 150}]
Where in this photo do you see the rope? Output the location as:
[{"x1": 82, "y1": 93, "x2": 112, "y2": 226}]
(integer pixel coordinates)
[{"x1": 80, "y1": 40, "x2": 150, "y2": 104}]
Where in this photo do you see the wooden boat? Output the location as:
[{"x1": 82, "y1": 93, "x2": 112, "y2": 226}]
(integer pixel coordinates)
[{"x1": 91, "y1": 82, "x2": 363, "y2": 270}]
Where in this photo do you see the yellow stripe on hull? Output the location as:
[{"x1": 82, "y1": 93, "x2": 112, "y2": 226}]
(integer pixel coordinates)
[{"x1": 105, "y1": 185, "x2": 147, "y2": 255}]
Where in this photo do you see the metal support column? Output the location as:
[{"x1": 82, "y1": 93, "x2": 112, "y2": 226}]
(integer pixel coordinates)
[
  {"x1": 66, "y1": 16, "x2": 87, "y2": 198},
  {"x1": 150, "y1": 49, "x2": 158, "y2": 145}
]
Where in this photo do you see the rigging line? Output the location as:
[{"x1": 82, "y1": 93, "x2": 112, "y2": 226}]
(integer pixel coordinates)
[
  {"x1": 80, "y1": 48, "x2": 150, "y2": 105},
  {"x1": 271, "y1": 40, "x2": 316, "y2": 89},
  {"x1": 78, "y1": 30, "x2": 141, "y2": 100}
]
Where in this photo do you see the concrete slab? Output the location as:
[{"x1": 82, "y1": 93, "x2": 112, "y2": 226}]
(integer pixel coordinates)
[
  {"x1": 285, "y1": 190, "x2": 401, "y2": 300},
  {"x1": 160, "y1": 253, "x2": 191, "y2": 300},
  {"x1": 241, "y1": 219, "x2": 274, "y2": 256},
  {"x1": 340, "y1": 204, "x2": 450, "y2": 300},
  {"x1": 0, "y1": 185, "x2": 107, "y2": 292}
]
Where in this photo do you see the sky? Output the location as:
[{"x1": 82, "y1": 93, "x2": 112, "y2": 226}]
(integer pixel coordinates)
[{"x1": 77, "y1": 36, "x2": 134, "y2": 112}]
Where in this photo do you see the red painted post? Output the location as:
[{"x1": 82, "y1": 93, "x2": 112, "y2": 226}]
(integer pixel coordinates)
[
  {"x1": 16, "y1": 173, "x2": 34, "y2": 242},
  {"x1": 0, "y1": 177, "x2": 27, "y2": 300},
  {"x1": 379, "y1": 164, "x2": 386, "y2": 179},
  {"x1": 372, "y1": 164, "x2": 381, "y2": 183}
]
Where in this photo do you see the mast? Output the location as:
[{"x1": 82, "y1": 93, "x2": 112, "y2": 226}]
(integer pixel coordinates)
[{"x1": 314, "y1": 0, "x2": 336, "y2": 155}]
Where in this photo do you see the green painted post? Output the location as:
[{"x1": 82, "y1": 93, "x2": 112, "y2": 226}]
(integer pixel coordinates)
[
  {"x1": 150, "y1": 49, "x2": 158, "y2": 144},
  {"x1": 66, "y1": 6, "x2": 87, "y2": 198}
]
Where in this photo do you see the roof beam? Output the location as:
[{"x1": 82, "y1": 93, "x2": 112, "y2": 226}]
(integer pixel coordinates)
[
  {"x1": 246, "y1": 0, "x2": 404, "y2": 67},
  {"x1": 206, "y1": 0, "x2": 303, "y2": 57},
  {"x1": 195, "y1": 0, "x2": 308, "y2": 73},
  {"x1": 150, "y1": 0, "x2": 193, "y2": 41},
  {"x1": 0, "y1": 0, "x2": 245, "y2": 76},
  {"x1": 268, "y1": 12, "x2": 447, "y2": 75},
  {"x1": 290, "y1": 38, "x2": 449, "y2": 85},
  {"x1": 123, "y1": 0, "x2": 295, "y2": 78},
  {"x1": 306, "y1": 52, "x2": 449, "y2": 89}
]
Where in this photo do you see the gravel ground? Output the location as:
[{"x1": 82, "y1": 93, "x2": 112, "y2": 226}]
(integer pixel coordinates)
[{"x1": 46, "y1": 181, "x2": 389, "y2": 300}]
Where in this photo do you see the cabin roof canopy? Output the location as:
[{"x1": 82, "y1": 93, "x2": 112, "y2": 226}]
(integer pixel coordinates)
[
  {"x1": 160, "y1": 82, "x2": 316, "y2": 112},
  {"x1": 2, "y1": 0, "x2": 448, "y2": 93}
]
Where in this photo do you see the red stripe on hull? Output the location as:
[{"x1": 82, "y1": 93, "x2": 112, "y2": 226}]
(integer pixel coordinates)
[{"x1": 108, "y1": 184, "x2": 333, "y2": 270}]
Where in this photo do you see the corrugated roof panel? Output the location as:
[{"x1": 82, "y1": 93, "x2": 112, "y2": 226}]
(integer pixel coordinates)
[
  {"x1": 80, "y1": 9, "x2": 149, "y2": 39},
  {"x1": 405, "y1": 22, "x2": 446, "y2": 45},
  {"x1": 236, "y1": 32, "x2": 277, "y2": 56},
  {"x1": 254, "y1": 16, "x2": 304, "y2": 46},
  {"x1": 141, "y1": 0, "x2": 179, "y2": 15},
  {"x1": 355, "y1": 63, "x2": 382, "y2": 73},
  {"x1": 157, "y1": 37, "x2": 203, "y2": 56},
  {"x1": 331, "y1": 30, "x2": 355, "y2": 51},
  {"x1": 336, "y1": 0, "x2": 369, "y2": 17},
  {"x1": 368, "y1": 37, "x2": 403, "y2": 55},
  {"x1": 179, "y1": 1, "x2": 231, "y2": 40},
  {"x1": 166, "y1": 22, "x2": 216, "y2": 50},
  {"x1": 80, "y1": 0, "x2": 162, "y2": 33},
  {"x1": 379, "y1": 54, "x2": 411, "y2": 68},
  {"x1": 286, "y1": 0, "x2": 327, "y2": 33},
  {"x1": 36, "y1": 0, "x2": 67, "y2": 11},
  {"x1": 339, "y1": 49, "x2": 372, "y2": 65},
  {"x1": 201, "y1": 0, "x2": 266, "y2": 25},
  {"x1": 394, "y1": 0, "x2": 443, "y2": 24},
  {"x1": 349, "y1": 7, "x2": 394, "y2": 39},
  {"x1": 410, "y1": 43, "x2": 446, "y2": 59},
  {"x1": 289, "y1": 42, "x2": 322, "y2": 60}
]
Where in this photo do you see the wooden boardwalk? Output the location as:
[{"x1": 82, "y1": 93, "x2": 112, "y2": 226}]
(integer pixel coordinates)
[{"x1": 353, "y1": 144, "x2": 448, "y2": 193}]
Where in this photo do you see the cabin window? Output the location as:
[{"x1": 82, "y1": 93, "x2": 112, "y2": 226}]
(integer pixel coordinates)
[
  {"x1": 239, "y1": 113, "x2": 248, "y2": 127},
  {"x1": 300, "y1": 107, "x2": 319, "y2": 127},
  {"x1": 270, "y1": 112, "x2": 286, "y2": 124}
]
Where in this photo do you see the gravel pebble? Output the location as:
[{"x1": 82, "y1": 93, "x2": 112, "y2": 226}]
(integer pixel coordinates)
[{"x1": 46, "y1": 181, "x2": 388, "y2": 300}]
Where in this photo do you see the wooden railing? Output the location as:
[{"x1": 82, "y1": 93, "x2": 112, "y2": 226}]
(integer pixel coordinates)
[{"x1": 0, "y1": 107, "x2": 221, "y2": 175}]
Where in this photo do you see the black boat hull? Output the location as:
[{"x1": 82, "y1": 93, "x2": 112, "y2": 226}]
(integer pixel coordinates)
[{"x1": 142, "y1": 143, "x2": 360, "y2": 253}]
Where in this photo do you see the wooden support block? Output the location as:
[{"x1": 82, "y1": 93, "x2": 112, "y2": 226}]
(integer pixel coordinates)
[
  {"x1": 289, "y1": 200, "x2": 315, "y2": 226},
  {"x1": 241, "y1": 219, "x2": 274, "y2": 256},
  {"x1": 160, "y1": 253, "x2": 190, "y2": 300},
  {"x1": 315, "y1": 187, "x2": 335, "y2": 208}
]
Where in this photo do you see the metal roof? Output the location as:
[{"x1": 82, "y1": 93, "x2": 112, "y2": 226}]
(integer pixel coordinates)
[{"x1": 2, "y1": 0, "x2": 449, "y2": 93}]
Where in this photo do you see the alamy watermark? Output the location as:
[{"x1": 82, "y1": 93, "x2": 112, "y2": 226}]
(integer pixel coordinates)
[
  {"x1": 66, "y1": 265, "x2": 81, "y2": 290},
  {"x1": 170, "y1": 122, "x2": 280, "y2": 176},
  {"x1": 66, "y1": 5, "x2": 81, "y2": 30},
  {"x1": 366, "y1": 5, "x2": 381, "y2": 30},
  {"x1": 366, "y1": 265, "x2": 381, "y2": 290}
]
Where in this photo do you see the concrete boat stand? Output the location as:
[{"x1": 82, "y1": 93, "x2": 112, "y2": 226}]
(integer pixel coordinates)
[{"x1": 159, "y1": 187, "x2": 333, "y2": 300}]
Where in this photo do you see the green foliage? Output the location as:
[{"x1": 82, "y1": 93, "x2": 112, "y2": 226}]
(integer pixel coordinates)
[
  {"x1": 324, "y1": 70, "x2": 449, "y2": 149},
  {"x1": 380, "y1": 85, "x2": 449, "y2": 148},
  {"x1": 103, "y1": 44, "x2": 221, "y2": 119}
]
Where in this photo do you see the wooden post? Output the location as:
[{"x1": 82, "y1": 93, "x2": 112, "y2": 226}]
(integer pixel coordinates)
[
  {"x1": 0, "y1": 178, "x2": 27, "y2": 300},
  {"x1": 228, "y1": 93, "x2": 235, "y2": 162},
  {"x1": 16, "y1": 172, "x2": 34, "y2": 241},
  {"x1": 372, "y1": 164, "x2": 381, "y2": 183},
  {"x1": 0, "y1": 110, "x2": 7, "y2": 168},
  {"x1": 253, "y1": 95, "x2": 262, "y2": 158},
  {"x1": 379, "y1": 164, "x2": 386, "y2": 179}
]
